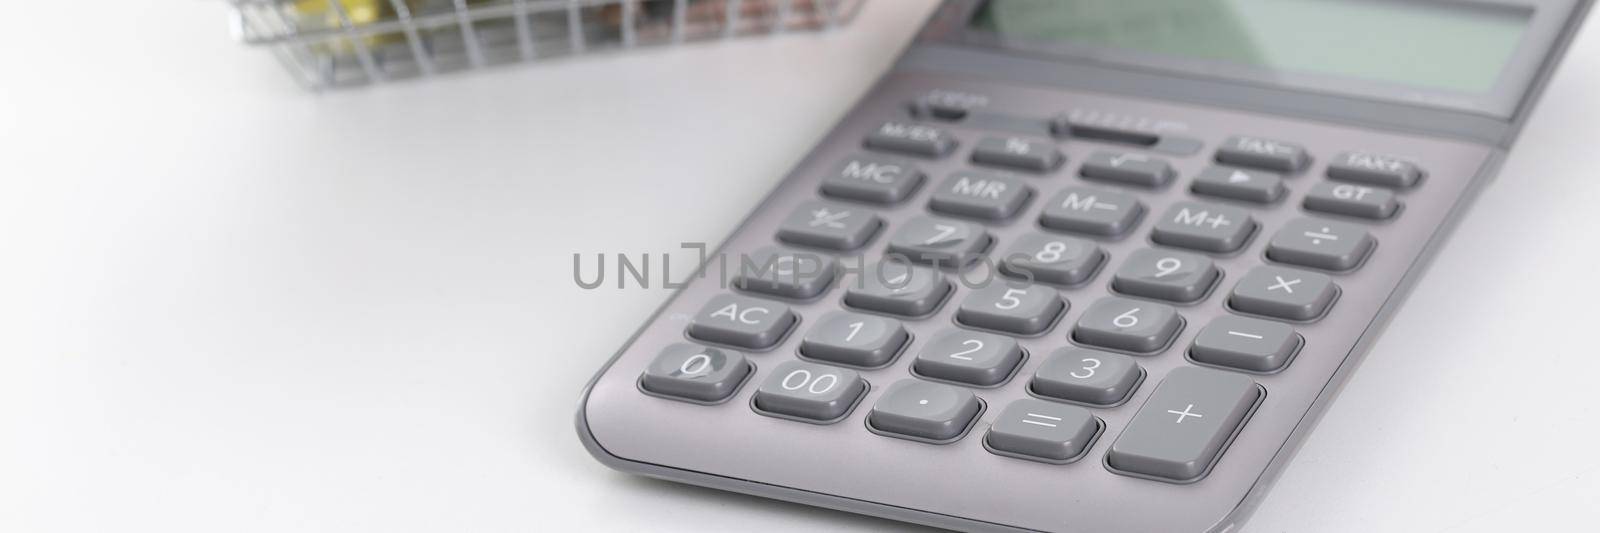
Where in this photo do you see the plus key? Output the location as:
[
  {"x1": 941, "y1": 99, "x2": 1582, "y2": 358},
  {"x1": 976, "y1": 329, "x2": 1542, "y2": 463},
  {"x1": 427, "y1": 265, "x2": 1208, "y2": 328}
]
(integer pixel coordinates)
[{"x1": 1108, "y1": 367, "x2": 1260, "y2": 482}]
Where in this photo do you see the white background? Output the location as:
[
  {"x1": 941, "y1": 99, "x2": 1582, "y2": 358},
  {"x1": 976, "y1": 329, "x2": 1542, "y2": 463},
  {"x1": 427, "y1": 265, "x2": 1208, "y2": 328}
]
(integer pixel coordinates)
[{"x1": 2, "y1": 1, "x2": 1598, "y2": 531}]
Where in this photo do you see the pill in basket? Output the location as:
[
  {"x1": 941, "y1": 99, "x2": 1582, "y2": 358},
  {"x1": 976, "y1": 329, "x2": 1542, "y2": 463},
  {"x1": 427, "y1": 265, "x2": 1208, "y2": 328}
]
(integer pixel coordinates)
[{"x1": 228, "y1": 0, "x2": 866, "y2": 89}]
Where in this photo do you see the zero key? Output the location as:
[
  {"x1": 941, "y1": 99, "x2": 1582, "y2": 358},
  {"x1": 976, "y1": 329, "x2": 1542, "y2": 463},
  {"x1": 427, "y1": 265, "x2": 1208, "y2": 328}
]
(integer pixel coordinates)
[{"x1": 1106, "y1": 366, "x2": 1260, "y2": 482}]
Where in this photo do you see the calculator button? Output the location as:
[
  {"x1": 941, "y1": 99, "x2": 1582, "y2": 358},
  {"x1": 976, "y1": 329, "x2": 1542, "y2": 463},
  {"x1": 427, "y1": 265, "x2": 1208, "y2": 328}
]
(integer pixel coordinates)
[
  {"x1": 1303, "y1": 181, "x2": 1399, "y2": 219},
  {"x1": 1215, "y1": 135, "x2": 1309, "y2": 172},
  {"x1": 1190, "y1": 316, "x2": 1299, "y2": 372},
  {"x1": 911, "y1": 91, "x2": 983, "y2": 121},
  {"x1": 912, "y1": 330, "x2": 1025, "y2": 386},
  {"x1": 1038, "y1": 186, "x2": 1145, "y2": 237},
  {"x1": 1073, "y1": 297, "x2": 1183, "y2": 353},
  {"x1": 1229, "y1": 266, "x2": 1338, "y2": 321},
  {"x1": 1080, "y1": 150, "x2": 1175, "y2": 188},
  {"x1": 687, "y1": 294, "x2": 797, "y2": 349},
  {"x1": 1190, "y1": 166, "x2": 1285, "y2": 203},
  {"x1": 776, "y1": 201, "x2": 882, "y2": 251},
  {"x1": 1150, "y1": 201, "x2": 1257, "y2": 253},
  {"x1": 1266, "y1": 218, "x2": 1375, "y2": 271},
  {"x1": 734, "y1": 246, "x2": 838, "y2": 299},
  {"x1": 971, "y1": 136, "x2": 1063, "y2": 172},
  {"x1": 863, "y1": 121, "x2": 956, "y2": 158},
  {"x1": 999, "y1": 233, "x2": 1106, "y2": 286},
  {"x1": 928, "y1": 171, "x2": 1033, "y2": 220},
  {"x1": 985, "y1": 398, "x2": 1100, "y2": 463},
  {"x1": 799, "y1": 311, "x2": 909, "y2": 367},
  {"x1": 842, "y1": 261, "x2": 952, "y2": 317},
  {"x1": 1327, "y1": 151, "x2": 1422, "y2": 188},
  {"x1": 820, "y1": 154, "x2": 926, "y2": 205},
  {"x1": 1107, "y1": 366, "x2": 1260, "y2": 482},
  {"x1": 868, "y1": 379, "x2": 983, "y2": 442},
  {"x1": 1110, "y1": 248, "x2": 1220, "y2": 303},
  {"x1": 885, "y1": 216, "x2": 991, "y2": 268},
  {"x1": 956, "y1": 283, "x2": 1066, "y2": 335},
  {"x1": 752, "y1": 360, "x2": 868, "y2": 422},
  {"x1": 639, "y1": 343, "x2": 752, "y2": 403},
  {"x1": 1031, "y1": 347, "x2": 1142, "y2": 406}
]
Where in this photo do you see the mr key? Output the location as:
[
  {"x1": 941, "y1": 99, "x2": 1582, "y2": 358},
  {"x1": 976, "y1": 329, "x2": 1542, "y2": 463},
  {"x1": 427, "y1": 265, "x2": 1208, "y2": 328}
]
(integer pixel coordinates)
[{"x1": 577, "y1": 2, "x2": 1589, "y2": 531}]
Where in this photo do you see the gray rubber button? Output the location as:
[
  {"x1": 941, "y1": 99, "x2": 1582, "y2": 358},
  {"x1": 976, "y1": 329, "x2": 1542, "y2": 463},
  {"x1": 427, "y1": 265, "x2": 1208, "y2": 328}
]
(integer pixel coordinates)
[
  {"x1": 885, "y1": 216, "x2": 991, "y2": 268},
  {"x1": 752, "y1": 360, "x2": 867, "y2": 422},
  {"x1": 928, "y1": 171, "x2": 1032, "y2": 220},
  {"x1": 843, "y1": 261, "x2": 951, "y2": 317},
  {"x1": 985, "y1": 398, "x2": 1099, "y2": 463},
  {"x1": 1080, "y1": 150, "x2": 1175, "y2": 188},
  {"x1": 1031, "y1": 347, "x2": 1142, "y2": 405},
  {"x1": 1190, "y1": 166, "x2": 1285, "y2": 203},
  {"x1": 1303, "y1": 181, "x2": 1399, "y2": 219},
  {"x1": 1190, "y1": 316, "x2": 1299, "y2": 372},
  {"x1": 999, "y1": 233, "x2": 1106, "y2": 286},
  {"x1": 1072, "y1": 297, "x2": 1183, "y2": 353},
  {"x1": 1111, "y1": 248, "x2": 1220, "y2": 303},
  {"x1": 1107, "y1": 366, "x2": 1260, "y2": 481},
  {"x1": 799, "y1": 311, "x2": 909, "y2": 367},
  {"x1": 819, "y1": 154, "x2": 925, "y2": 205},
  {"x1": 686, "y1": 294, "x2": 797, "y2": 349},
  {"x1": 1150, "y1": 201, "x2": 1257, "y2": 253},
  {"x1": 1266, "y1": 218, "x2": 1375, "y2": 271},
  {"x1": 955, "y1": 283, "x2": 1065, "y2": 335},
  {"x1": 863, "y1": 121, "x2": 956, "y2": 158},
  {"x1": 868, "y1": 379, "x2": 983, "y2": 442},
  {"x1": 1038, "y1": 186, "x2": 1144, "y2": 237},
  {"x1": 971, "y1": 136, "x2": 1063, "y2": 172},
  {"x1": 639, "y1": 343, "x2": 751, "y2": 403},
  {"x1": 734, "y1": 245, "x2": 838, "y2": 299},
  {"x1": 1215, "y1": 135, "x2": 1308, "y2": 172},
  {"x1": 1229, "y1": 265, "x2": 1338, "y2": 321},
  {"x1": 1327, "y1": 151, "x2": 1421, "y2": 188},
  {"x1": 776, "y1": 201, "x2": 882, "y2": 251},
  {"x1": 912, "y1": 330, "x2": 1025, "y2": 386}
]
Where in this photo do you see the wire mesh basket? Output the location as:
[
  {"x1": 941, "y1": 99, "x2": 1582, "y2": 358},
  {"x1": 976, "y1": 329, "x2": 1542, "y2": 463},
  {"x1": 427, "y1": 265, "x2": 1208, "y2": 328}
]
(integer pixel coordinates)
[{"x1": 229, "y1": 0, "x2": 866, "y2": 90}]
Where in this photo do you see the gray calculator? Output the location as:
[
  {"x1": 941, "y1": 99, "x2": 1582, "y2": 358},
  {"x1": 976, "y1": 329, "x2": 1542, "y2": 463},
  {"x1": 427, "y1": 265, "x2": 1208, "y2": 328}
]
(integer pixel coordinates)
[{"x1": 576, "y1": 1, "x2": 1592, "y2": 531}]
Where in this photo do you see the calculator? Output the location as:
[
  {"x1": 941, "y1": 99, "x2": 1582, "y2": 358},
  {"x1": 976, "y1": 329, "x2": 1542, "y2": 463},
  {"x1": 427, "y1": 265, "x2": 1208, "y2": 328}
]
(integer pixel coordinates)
[{"x1": 575, "y1": 1, "x2": 1592, "y2": 531}]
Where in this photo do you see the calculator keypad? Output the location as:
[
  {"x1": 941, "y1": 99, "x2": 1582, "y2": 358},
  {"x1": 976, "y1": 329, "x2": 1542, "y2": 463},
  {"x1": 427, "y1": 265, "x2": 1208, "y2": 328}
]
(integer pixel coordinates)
[{"x1": 619, "y1": 86, "x2": 1457, "y2": 497}]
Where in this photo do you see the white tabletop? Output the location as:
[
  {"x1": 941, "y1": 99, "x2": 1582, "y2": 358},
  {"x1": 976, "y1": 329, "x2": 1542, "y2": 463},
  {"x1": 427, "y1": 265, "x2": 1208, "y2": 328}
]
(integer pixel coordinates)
[{"x1": 2, "y1": 1, "x2": 1598, "y2": 531}]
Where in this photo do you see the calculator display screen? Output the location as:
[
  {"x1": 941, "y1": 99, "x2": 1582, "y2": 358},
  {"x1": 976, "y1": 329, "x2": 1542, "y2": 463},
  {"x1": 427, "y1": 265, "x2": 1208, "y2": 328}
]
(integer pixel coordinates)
[{"x1": 969, "y1": 0, "x2": 1532, "y2": 95}]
